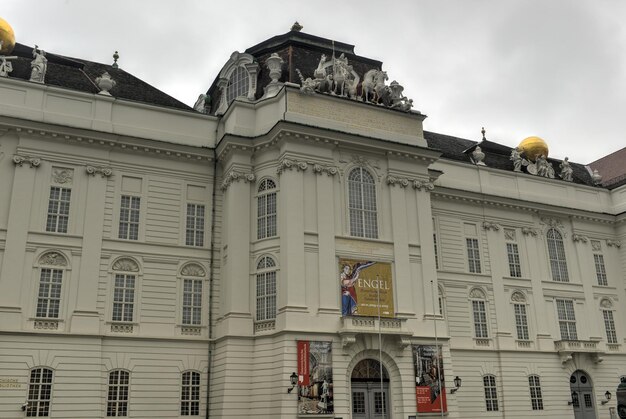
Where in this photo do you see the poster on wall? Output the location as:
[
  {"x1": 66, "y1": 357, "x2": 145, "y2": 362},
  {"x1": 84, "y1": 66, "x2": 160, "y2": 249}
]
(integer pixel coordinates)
[
  {"x1": 338, "y1": 258, "x2": 394, "y2": 317},
  {"x1": 413, "y1": 345, "x2": 447, "y2": 413},
  {"x1": 297, "y1": 341, "x2": 333, "y2": 415}
]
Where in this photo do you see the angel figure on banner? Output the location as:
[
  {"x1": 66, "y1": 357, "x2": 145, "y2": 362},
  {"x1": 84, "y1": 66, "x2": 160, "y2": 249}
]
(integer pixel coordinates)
[{"x1": 340, "y1": 260, "x2": 375, "y2": 316}]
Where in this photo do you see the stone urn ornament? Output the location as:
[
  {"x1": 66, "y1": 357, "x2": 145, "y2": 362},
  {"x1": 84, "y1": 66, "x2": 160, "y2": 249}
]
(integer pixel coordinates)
[
  {"x1": 262, "y1": 53, "x2": 284, "y2": 98},
  {"x1": 96, "y1": 71, "x2": 116, "y2": 95}
]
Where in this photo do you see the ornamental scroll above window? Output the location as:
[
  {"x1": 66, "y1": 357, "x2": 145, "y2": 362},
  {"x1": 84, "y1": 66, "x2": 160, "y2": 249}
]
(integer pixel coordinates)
[{"x1": 215, "y1": 51, "x2": 260, "y2": 115}]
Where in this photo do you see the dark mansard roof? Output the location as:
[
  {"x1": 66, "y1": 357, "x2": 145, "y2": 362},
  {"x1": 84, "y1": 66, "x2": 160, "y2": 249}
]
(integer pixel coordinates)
[{"x1": 7, "y1": 43, "x2": 192, "y2": 111}]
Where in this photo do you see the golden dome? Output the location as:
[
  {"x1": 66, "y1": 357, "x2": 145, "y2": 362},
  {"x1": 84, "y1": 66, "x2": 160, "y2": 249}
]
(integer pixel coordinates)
[
  {"x1": 0, "y1": 17, "x2": 16, "y2": 55},
  {"x1": 518, "y1": 136, "x2": 549, "y2": 162}
]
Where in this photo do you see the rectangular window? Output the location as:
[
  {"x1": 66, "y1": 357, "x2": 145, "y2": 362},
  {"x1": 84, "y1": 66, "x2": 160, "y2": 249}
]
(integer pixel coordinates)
[
  {"x1": 514, "y1": 303, "x2": 529, "y2": 340},
  {"x1": 483, "y1": 375, "x2": 498, "y2": 411},
  {"x1": 506, "y1": 242, "x2": 522, "y2": 277},
  {"x1": 118, "y1": 195, "x2": 140, "y2": 240},
  {"x1": 36, "y1": 268, "x2": 63, "y2": 318},
  {"x1": 556, "y1": 299, "x2": 577, "y2": 340},
  {"x1": 466, "y1": 238, "x2": 481, "y2": 273},
  {"x1": 112, "y1": 274, "x2": 135, "y2": 322},
  {"x1": 46, "y1": 186, "x2": 71, "y2": 233},
  {"x1": 472, "y1": 300, "x2": 488, "y2": 338},
  {"x1": 594, "y1": 254, "x2": 607, "y2": 286},
  {"x1": 603, "y1": 310, "x2": 617, "y2": 344},
  {"x1": 433, "y1": 233, "x2": 439, "y2": 270},
  {"x1": 185, "y1": 204, "x2": 205, "y2": 247},
  {"x1": 181, "y1": 371, "x2": 200, "y2": 415},
  {"x1": 182, "y1": 279, "x2": 202, "y2": 325},
  {"x1": 107, "y1": 370, "x2": 129, "y2": 417},
  {"x1": 528, "y1": 375, "x2": 544, "y2": 410}
]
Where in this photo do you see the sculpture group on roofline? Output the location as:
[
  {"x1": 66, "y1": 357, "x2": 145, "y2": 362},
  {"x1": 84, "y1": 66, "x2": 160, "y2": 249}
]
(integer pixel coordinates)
[
  {"x1": 509, "y1": 147, "x2": 573, "y2": 182},
  {"x1": 296, "y1": 53, "x2": 414, "y2": 112}
]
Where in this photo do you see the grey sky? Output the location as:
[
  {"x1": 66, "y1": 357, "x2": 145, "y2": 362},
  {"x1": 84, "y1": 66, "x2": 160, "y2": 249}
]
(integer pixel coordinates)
[{"x1": 4, "y1": 0, "x2": 625, "y2": 163}]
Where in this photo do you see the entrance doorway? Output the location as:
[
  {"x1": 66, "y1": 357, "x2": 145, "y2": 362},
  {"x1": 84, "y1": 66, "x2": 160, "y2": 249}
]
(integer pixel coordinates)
[
  {"x1": 351, "y1": 359, "x2": 390, "y2": 419},
  {"x1": 570, "y1": 370, "x2": 597, "y2": 419}
]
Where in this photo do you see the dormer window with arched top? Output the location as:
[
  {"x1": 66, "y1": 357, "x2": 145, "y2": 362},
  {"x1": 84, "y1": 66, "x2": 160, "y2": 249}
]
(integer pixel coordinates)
[{"x1": 215, "y1": 51, "x2": 259, "y2": 115}]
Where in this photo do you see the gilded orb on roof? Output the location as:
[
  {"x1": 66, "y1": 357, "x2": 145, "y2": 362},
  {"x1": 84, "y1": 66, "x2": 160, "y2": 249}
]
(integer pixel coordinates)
[
  {"x1": 0, "y1": 17, "x2": 16, "y2": 55},
  {"x1": 518, "y1": 136, "x2": 549, "y2": 162}
]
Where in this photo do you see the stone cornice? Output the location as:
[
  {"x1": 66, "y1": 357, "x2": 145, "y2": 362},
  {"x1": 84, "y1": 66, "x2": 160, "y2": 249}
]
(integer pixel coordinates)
[{"x1": 7, "y1": 126, "x2": 213, "y2": 163}]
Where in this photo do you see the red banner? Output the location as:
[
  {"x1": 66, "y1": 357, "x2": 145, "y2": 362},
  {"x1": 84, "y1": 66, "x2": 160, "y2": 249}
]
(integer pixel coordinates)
[
  {"x1": 416, "y1": 386, "x2": 447, "y2": 413},
  {"x1": 297, "y1": 341, "x2": 310, "y2": 386}
]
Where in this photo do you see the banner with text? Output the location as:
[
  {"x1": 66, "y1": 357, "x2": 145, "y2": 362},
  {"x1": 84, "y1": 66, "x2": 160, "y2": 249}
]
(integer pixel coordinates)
[
  {"x1": 338, "y1": 259, "x2": 393, "y2": 317},
  {"x1": 297, "y1": 341, "x2": 333, "y2": 415},
  {"x1": 413, "y1": 345, "x2": 447, "y2": 413}
]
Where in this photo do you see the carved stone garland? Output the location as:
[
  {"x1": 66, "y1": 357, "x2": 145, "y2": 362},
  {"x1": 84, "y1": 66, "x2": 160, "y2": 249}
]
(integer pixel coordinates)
[
  {"x1": 386, "y1": 175, "x2": 434, "y2": 191},
  {"x1": 221, "y1": 170, "x2": 255, "y2": 191}
]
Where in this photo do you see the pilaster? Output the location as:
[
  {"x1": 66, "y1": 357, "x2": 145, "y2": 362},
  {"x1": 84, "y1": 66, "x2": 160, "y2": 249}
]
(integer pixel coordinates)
[{"x1": 316, "y1": 168, "x2": 339, "y2": 314}]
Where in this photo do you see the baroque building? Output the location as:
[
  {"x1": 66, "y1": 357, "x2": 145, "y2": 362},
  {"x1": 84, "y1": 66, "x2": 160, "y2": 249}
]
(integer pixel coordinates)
[{"x1": 0, "y1": 20, "x2": 625, "y2": 419}]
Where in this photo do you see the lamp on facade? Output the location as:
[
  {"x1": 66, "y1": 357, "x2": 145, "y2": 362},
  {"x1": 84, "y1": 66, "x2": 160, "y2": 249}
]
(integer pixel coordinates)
[
  {"x1": 287, "y1": 372, "x2": 298, "y2": 393},
  {"x1": 568, "y1": 391, "x2": 578, "y2": 405},
  {"x1": 601, "y1": 391, "x2": 612, "y2": 405},
  {"x1": 450, "y1": 376, "x2": 462, "y2": 393}
]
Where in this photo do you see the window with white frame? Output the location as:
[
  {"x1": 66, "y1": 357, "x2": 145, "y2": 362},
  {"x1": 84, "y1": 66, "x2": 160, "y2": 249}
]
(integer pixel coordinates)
[
  {"x1": 470, "y1": 290, "x2": 489, "y2": 338},
  {"x1": 182, "y1": 278, "x2": 202, "y2": 326},
  {"x1": 112, "y1": 273, "x2": 135, "y2": 322},
  {"x1": 185, "y1": 204, "x2": 205, "y2": 247},
  {"x1": 514, "y1": 303, "x2": 529, "y2": 340},
  {"x1": 504, "y1": 229, "x2": 521, "y2": 277},
  {"x1": 546, "y1": 228, "x2": 568, "y2": 282},
  {"x1": 26, "y1": 367, "x2": 53, "y2": 417},
  {"x1": 107, "y1": 370, "x2": 129, "y2": 417},
  {"x1": 593, "y1": 254, "x2": 607, "y2": 286},
  {"x1": 46, "y1": 186, "x2": 71, "y2": 233},
  {"x1": 181, "y1": 371, "x2": 201, "y2": 416},
  {"x1": 483, "y1": 375, "x2": 498, "y2": 411},
  {"x1": 256, "y1": 256, "x2": 277, "y2": 322},
  {"x1": 257, "y1": 179, "x2": 277, "y2": 240},
  {"x1": 466, "y1": 238, "x2": 481, "y2": 273},
  {"x1": 348, "y1": 167, "x2": 378, "y2": 239},
  {"x1": 528, "y1": 375, "x2": 543, "y2": 410},
  {"x1": 226, "y1": 66, "x2": 249, "y2": 104},
  {"x1": 118, "y1": 195, "x2": 140, "y2": 240},
  {"x1": 556, "y1": 299, "x2": 577, "y2": 340},
  {"x1": 602, "y1": 309, "x2": 617, "y2": 344},
  {"x1": 36, "y1": 268, "x2": 63, "y2": 318}
]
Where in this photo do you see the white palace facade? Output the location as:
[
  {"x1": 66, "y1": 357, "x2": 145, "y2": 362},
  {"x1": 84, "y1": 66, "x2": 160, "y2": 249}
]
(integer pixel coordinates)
[{"x1": 0, "y1": 23, "x2": 625, "y2": 419}]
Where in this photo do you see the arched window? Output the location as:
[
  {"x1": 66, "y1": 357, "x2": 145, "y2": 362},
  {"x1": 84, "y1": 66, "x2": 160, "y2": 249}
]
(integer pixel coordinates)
[
  {"x1": 226, "y1": 66, "x2": 249, "y2": 104},
  {"x1": 256, "y1": 256, "x2": 277, "y2": 322},
  {"x1": 26, "y1": 367, "x2": 53, "y2": 417},
  {"x1": 181, "y1": 371, "x2": 201, "y2": 416},
  {"x1": 111, "y1": 257, "x2": 139, "y2": 323},
  {"x1": 546, "y1": 228, "x2": 568, "y2": 282},
  {"x1": 107, "y1": 370, "x2": 130, "y2": 417},
  {"x1": 257, "y1": 179, "x2": 277, "y2": 240},
  {"x1": 348, "y1": 167, "x2": 378, "y2": 239},
  {"x1": 528, "y1": 375, "x2": 543, "y2": 410},
  {"x1": 470, "y1": 288, "x2": 488, "y2": 338},
  {"x1": 483, "y1": 375, "x2": 498, "y2": 411}
]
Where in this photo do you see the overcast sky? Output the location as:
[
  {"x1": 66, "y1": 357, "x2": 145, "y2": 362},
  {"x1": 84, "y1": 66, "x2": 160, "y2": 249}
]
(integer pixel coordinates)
[{"x1": 4, "y1": 0, "x2": 625, "y2": 163}]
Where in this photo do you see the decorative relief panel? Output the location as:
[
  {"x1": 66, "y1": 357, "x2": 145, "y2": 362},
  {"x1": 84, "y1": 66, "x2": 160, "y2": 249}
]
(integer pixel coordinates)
[
  {"x1": 510, "y1": 291, "x2": 526, "y2": 303},
  {"x1": 51, "y1": 167, "x2": 73, "y2": 184},
  {"x1": 181, "y1": 263, "x2": 206, "y2": 277},
  {"x1": 521, "y1": 227, "x2": 538, "y2": 237},
  {"x1": 469, "y1": 288, "x2": 486, "y2": 299},
  {"x1": 112, "y1": 258, "x2": 139, "y2": 272},
  {"x1": 591, "y1": 240, "x2": 602, "y2": 251},
  {"x1": 34, "y1": 320, "x2": 59, "y2": 330},
  {"x1": 607, "y1": 240, "x2": 622, "y2": 248},
  {"x1": 504, "y1": 229, "x2": 516, "y2": 241},
  {"x1": 600, "y1": 298, "x2": 613, "y2": 309},
  {"x1": 39, "y1": 252, "x2": 68, "y2": 266}
]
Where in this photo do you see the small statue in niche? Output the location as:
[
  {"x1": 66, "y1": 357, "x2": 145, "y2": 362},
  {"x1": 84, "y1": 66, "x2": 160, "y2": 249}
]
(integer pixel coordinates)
[
  {"x1": 30, "y1": 45, "x2": 48, "y2": 83},
  {"x1": 510, "y1": 147, "x2": 523, "y2": 172},
  {"x1": 559, "y1": 157, "x2": 574, "y2": 182}
]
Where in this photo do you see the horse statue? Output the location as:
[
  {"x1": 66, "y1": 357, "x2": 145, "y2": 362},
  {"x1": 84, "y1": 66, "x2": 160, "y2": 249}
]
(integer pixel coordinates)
[
  {"x1": 374, "y1": 71, "x2": 390, "y2": 105},
  {"x1": 361, "y1": 69, "x2": 379, "y2": 103}
]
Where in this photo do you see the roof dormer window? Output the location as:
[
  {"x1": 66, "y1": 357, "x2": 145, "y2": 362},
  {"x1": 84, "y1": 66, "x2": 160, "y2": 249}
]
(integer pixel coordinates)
[{"x1": 227, "y1": 66, "x2": 249, "y2": 104}]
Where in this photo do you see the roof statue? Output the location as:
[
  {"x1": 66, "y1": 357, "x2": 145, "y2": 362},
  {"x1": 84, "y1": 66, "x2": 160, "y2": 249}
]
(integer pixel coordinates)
[
  {"x1": 193, "y1": 93, "x2": 211, "y2": 114},
  {"x1": 95, "y1": 71, "x2": 116, "y2": 95},
  {"x1": 29, "y1": 45, "x2": 47, "y2": 83},
  {"x1": 0, "y1": 41, "x2": 17, "y2": 78},
  {"x1": 291, "y1": 21, "x2": 303, "y2": 32},
  {"x1": 559, "y1": 157, "x2": 574, "y2": 182},
  {"x1": 262, "y1": 52, "x2": 284, "y2": 98},
  {"x1": 296, "y1": 53, "x2": 414, "y2": 112},
  {"x1": 472, "y1": 146, "x2": 486, "y2": 166},
  {"x1": 112, "y1": 50, "x2": 119, "y2": 69},
  {"x1": 510, "y1": 147, "x2": 523, "y2": 172}
]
